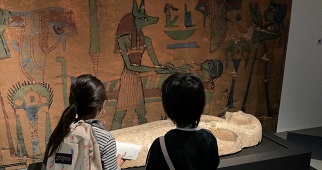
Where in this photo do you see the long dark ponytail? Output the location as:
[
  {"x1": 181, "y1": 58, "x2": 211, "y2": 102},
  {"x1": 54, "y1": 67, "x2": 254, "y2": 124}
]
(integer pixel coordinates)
[{"x1": 43, "y1": 74, "x2": 107, "y2": 164}]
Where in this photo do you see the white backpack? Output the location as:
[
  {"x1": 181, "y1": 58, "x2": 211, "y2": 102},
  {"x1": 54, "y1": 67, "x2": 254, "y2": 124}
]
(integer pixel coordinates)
[{"x1": 46, "y1": 120, "x2": 102, "y2": 170}]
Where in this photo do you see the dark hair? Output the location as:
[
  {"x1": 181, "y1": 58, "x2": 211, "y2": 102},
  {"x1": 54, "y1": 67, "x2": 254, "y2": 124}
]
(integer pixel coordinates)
[
  {"x1": 43, "y1": 74, "x2": 107, "y2": 164},
  {"x1": 162, "y1": 73, "x2": 205, "y2": 128}
]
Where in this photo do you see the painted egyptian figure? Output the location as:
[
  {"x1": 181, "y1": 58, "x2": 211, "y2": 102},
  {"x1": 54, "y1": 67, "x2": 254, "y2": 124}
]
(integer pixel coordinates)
[
  {"x1": 112, "y1": 0, "x2": 191, "y2": 130},
  {"x1": 249, "y1": 1, "x2": 288, "y2": 118}
]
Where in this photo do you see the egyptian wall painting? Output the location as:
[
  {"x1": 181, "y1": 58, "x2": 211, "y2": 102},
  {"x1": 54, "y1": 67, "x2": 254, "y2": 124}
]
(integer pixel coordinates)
[{"x1": 0, "y1": 0, "x2": 291, "y2": 167}]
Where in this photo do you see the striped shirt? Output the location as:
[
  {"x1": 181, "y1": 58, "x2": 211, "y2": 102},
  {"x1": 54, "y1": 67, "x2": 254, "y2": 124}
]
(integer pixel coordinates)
[{"x1": 92, "y1": 126, "x2": 120, "y2": 170}]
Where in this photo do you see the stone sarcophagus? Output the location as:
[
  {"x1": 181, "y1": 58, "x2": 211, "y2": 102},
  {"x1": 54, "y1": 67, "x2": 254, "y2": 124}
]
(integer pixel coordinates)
[{"x1": 111, "y1": 111, "x2": 262, "y2": 168}]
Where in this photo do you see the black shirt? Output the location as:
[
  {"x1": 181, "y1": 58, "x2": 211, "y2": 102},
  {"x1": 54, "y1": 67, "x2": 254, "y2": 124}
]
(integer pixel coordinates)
[{"x1": 146, "y1": 128, "x2": 220, "y2": 170}]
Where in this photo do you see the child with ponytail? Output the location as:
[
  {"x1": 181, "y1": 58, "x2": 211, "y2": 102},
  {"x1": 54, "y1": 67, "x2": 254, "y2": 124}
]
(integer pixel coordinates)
[{"x1": 43, "y1": 74, "x2": 125, "y2": 169}]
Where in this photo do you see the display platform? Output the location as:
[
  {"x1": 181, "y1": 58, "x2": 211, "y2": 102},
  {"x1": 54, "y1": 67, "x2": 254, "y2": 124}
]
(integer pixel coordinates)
[
  {"x1": 123, "y1": 131, "x2": 312, "y2": 170},
  {"x1": 27, "y1": 131, "x2": 311, "y2": 170},
  {"x1": 217, "y1": 131, "x2": 311, "y2": 170}
]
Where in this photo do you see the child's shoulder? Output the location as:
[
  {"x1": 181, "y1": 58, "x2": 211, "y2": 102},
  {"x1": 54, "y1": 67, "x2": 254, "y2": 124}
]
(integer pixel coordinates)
[
  {"x1": 200, "y1": 129, "x2": 218, "y2": 142},
  {"x1": 201, "y1": 128, "x2": 213, "y2": 135}
]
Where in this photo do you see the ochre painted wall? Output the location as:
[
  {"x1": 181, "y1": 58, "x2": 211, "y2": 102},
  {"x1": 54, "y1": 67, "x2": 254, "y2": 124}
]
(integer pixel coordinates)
[{"x1": 0, "y1": 0, "x2": 291, "y2": 166}]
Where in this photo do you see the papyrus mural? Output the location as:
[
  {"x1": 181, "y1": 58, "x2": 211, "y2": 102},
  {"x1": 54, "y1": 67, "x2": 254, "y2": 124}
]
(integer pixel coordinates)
[{"x1": 0, "y1": 0, "x2": 291, "y2": 167}]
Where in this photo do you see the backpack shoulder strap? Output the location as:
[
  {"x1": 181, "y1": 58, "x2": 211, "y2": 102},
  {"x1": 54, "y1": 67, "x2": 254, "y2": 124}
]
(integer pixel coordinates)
[
  {"x1": 159, "y1": 136, "x2": 175, "y2": 170},
  {"x1": 85, "y1": 119, "x2": 106, "y2": 130},
  {"x1": 79, "y1": 121, "x2": 102, "y2": 170}
]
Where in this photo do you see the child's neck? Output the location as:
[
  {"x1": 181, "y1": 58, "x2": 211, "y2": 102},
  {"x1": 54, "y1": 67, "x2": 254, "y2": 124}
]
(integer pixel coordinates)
[{"x1": 176, "y1": 125, "x2": 200, "y2": 131}]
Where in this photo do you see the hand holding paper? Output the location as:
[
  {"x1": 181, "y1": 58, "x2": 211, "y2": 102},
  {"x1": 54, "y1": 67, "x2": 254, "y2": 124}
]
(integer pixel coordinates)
[{"x1": 116, "y1": 141, "x2": 143, "y2": 160}]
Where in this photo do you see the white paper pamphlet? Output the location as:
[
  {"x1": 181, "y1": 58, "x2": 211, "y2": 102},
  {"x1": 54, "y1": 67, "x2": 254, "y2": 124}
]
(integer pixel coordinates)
[{"x1": 115, "y1": 141, "x2": 143, "y2": 160}]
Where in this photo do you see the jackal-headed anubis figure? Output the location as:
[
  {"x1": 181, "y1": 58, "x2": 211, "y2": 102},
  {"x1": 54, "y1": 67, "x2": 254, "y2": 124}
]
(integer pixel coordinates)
[{"x1": 112, "y1": 0, "x2": 191, "y2": 130}]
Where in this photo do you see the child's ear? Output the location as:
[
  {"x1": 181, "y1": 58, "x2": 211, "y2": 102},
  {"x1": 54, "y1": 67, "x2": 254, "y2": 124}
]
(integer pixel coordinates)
[{"x1": 97, "y1": 101, "x2": 106, "y2": 116}]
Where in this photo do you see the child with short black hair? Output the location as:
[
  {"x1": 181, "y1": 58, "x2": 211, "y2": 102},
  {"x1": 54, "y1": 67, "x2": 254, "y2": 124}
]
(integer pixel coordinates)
[{"x1": 145, "y1": 73, "x2": 220, "y2": 170}]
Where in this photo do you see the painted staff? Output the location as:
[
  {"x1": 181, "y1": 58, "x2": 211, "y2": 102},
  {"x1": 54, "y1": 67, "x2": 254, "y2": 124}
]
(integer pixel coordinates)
[
  {"x1": 0, "y1": 91, "x2": 14, "y2": 157},
  {"x1": 89, "y1": 0, "x2": 100, "y2": 76}
]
